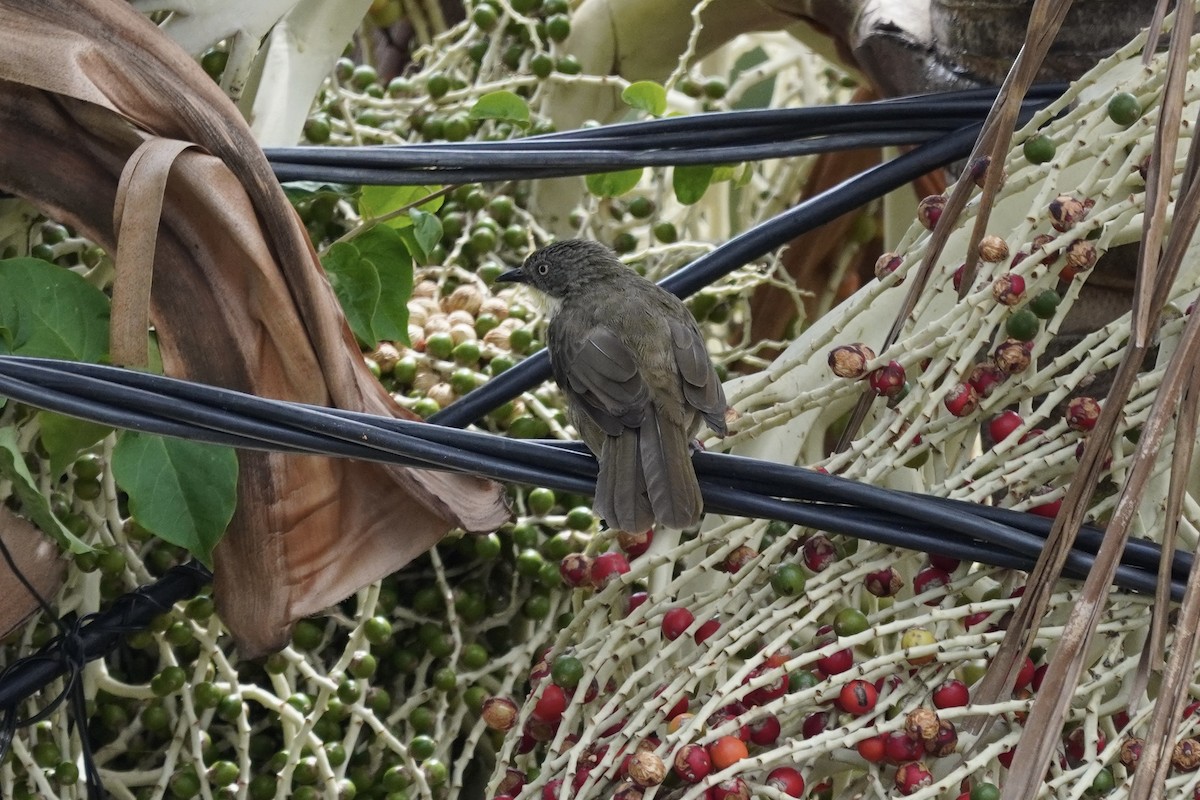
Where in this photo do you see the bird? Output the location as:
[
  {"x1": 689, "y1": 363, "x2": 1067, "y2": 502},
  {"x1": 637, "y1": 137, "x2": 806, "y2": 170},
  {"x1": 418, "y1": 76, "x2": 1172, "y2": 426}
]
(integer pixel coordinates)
[{"x1": 497, "y1": 239, "x2": 728, "y2": 532}]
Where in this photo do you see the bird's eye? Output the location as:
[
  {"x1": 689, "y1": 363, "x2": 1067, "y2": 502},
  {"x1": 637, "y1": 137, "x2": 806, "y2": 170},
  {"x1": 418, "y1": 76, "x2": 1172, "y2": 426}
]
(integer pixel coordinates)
[{"x1": 537, "y1": 264, "x2": 549, "y2": 275}]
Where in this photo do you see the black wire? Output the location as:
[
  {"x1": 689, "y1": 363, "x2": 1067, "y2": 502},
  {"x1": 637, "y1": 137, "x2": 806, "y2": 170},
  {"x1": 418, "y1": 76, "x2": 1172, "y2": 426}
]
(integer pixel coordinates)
[{"x1": 0, "y1": 356, "x2": 1185, "y2": 598}]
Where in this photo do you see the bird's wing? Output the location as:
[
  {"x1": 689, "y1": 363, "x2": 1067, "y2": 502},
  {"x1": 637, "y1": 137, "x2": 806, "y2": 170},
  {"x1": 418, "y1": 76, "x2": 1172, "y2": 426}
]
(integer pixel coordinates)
[
  {"x1": 552, "y1": 325, "x2": 649, "y2": 436},
  {"x1": 669, "y1": 317, "x2": 728, "y2": 435}
]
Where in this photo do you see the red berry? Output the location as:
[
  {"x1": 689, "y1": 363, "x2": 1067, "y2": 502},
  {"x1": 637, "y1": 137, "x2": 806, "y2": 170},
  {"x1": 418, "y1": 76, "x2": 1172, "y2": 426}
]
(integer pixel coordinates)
[
  {"x1": 571, "y1": 767, "x2": 593, "y2": 793},
  {"x1": 991, "y1": 273, "x2": 1026, "y2": 305},
  {"x1": 706, "y1": 704, "x2": 751, "y2": 742},
  {"x1": 749, "y1": 714, "x2": 781, "y2": 746},
  {"x1": 533, "y1": 684, "x2": 568, "y2": 722},
  {"x1": 661, "y1": 607, "x2": 695, "y2": 641},
  {"x1": 912, "y1": 566, "x2": 952, "y2": 603},
  {"x1": 616, "y1": 529, "x2": 653, "y2": 558},
  {"x1": 498, "y1": 768, "x2": 526, "y2": 795},
  {"x1": 917, "y1": 194, "x2": 946, "y2": 230},
  {"x1": 1014, "y1": 656, "x2": 1036, "y2": 691},
  {"x1": 932, "y1": 679, "x2": 970, "y2": 709},
  {"x1": 541, "y1": 778, "x2": 564, "y2": 800},
  {"x1": 589, "y1": 552, "x2": 631, "y2": 587},
  {"x1": 744, "y1": 665, "x2": 788, "y2": 706},
  {"x1": 857, "y1": 734, "x2": 887, "y2": 763},
  {"x1": 694, "y1": 618, "x2": 721, "y2": 644},
  {"x1": 968, "y1": 363, "x2": 1007, "y2": 399},
  {"x1": 802, "y1": 711, "x2": 829, "y2": 739},
  {"x1": 722, "y1": 545, "x2": 757, "y2": 573},
  {"x1": 928, "y1": 552, "x2": 961, "y2": 572},
  {"x1": 894, "y1": 761, "x2": 934, "y2": 795},
  {"x1": 998, "y1": 747, "x2": 1015, "y2": 768},
  {"x1": 626, "y1": 591, "x2": 648, "y2": 615},
  {"x1": 988, "y1": 410, "x2": 1023, "y2": 443},
  {"x1": 817, "y1": 645, "x2": 853, "y2": 676},
  {"x1": 802, "y1": 534, "x2": 838, "y2": 571},
  {"x1": 952, "y1": 263, "x2": 966, "y2": 291},
  {"x1": 865, "y1": 566, "x2": 904, "y2": 597},
  {"x1": 944, "y1": 382, "x2": 979, "y2": 417},
  {"x1": 875, "y1": 253, "x2": 904, "y2": 282},
  {"x1": 885, "y1": 732, "x2": 923, "y2": 764},
  {"x1": 766, "y1": 766, "x2": 805, "y2": 797},
  {"x1": 1066, "y1": 396, "x2": 1101, "y2": 432},
  {"x1": 838, "y1": 679, "x2": 878, "y2": 715},
  {"x1": 868, "y1": 360, "x2": 907, "y2": 397},
  {"x1": 559, "y1": 553, "x2": 593, "y2": 587},
  {"x1": 673, "y1": 743, "x2": 711, "y2": 783}
]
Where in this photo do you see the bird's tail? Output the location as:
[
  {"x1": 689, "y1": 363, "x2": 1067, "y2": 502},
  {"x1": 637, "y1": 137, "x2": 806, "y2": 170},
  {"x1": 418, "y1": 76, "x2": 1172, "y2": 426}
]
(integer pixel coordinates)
[
  {"x1": 637, "y1": 406, "x2": 703, "y2": 530},
  {"x1": 595, "y1": 431, "x2": 655, "y2": 534}
]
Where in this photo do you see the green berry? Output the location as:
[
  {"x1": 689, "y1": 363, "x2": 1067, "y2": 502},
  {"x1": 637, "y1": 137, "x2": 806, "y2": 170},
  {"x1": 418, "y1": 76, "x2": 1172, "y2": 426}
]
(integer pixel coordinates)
[
  {"x1": 1022, "y1": 134, "x2": 1056, "y2": 164},
  {"x1": 474, "y1": 532, "x2": 502, "y2": 560},
  {"x1": 551, "y1": 655, "x2": 585, "y2": 689},
  {"x1": 472, "y1": 4, "x2": 499, "y2": 30},
  {"x1": 971, "y1": 783, "x2": 1001, "y2": 800},
  {"x1": 833, "y1": 608, "x2": 869, "y2": 636},
  {"x1": 555, "y1": 55, "x2": 582, "y2": 75},
  {"x1": 531, "y1": 53, "x2": 554, "y2": 79},
  {"x1": 528, "y1": 487, "x2": 556, "y2": 515},
  {"x1": 1107, "y1": 92, "x2": 1141, "y2": 127},
  {"x1": 1005, "y1": 308, "x2": 1040, "y2": 342},
  {"x1": 411, "y1": 734, "x2": 437, "y2": 760},
  {"x1": 770, "y1": 563, "x2": 806, "y2": 597},
  {"x1": 1029, "y1": 289, "x2": 1060, "y2": 319},
  {"x1": 516, "y1": 548, "x2": 545, "y2": 576},
  {"x1": 566, "y1": 506, "x2": 594, "y2": 531},
  {"x1": 207, "y1": 761, "x2": 239, "y2": 787},
  {"x1": 424, "y1": 332, "x2": 454, "y2": 360},
  {"x1": 303, "y1": 115, "x2": 332, "y2": 144},
  {"x1": 350, "y1": 64, "x2": 378, "y2": 91},
  {"x1": 652, "y1": 221, "x2": 678, "y2": 244},
  {"x1": 291, "y1": 619, "x2": 324, "y2": 650},
  {"x1": 363, "y1": 616, "x2": 392, "y2": 645},
  {"x1": 426, "y1": 73, "x2": 451, "y2": 100},
  {"x1": 460, "y1": 643, "x2": 489, "y2": 670},
  {"x1": 545, "y1": 14, "x2": 571, "y2": 41},
  {"x1": 432, "y1": 667, "x2": 457, "y2": 692},
  {"x1": 151, "y1": 665, "x2": 186, "y2": 697}
]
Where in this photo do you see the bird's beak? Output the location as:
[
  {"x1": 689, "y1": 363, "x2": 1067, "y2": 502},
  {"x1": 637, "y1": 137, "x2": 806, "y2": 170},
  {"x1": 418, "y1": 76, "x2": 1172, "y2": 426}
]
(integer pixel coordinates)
[{"x1": 495, "y1": 268, "x2": 527, "y2": 284}]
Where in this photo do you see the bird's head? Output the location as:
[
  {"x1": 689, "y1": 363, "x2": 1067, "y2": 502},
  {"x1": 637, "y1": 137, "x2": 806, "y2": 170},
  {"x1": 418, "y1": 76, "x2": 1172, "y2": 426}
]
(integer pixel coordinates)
[{"x1": 496, "y1": 239, "x2": 625, "y2": 300}]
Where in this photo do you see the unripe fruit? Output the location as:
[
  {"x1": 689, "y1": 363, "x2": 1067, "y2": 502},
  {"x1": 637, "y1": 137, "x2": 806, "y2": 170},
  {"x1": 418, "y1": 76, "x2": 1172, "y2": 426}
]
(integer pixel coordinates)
[{"x1": 901, "y1": 627, "x2": 937, "y2": 666}]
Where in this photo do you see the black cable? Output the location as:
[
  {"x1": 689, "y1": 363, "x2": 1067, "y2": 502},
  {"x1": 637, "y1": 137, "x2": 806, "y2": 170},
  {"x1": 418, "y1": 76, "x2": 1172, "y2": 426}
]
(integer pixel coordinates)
[{"x1": 0, "y1": 356, "x2": 1185, "y2": 597}]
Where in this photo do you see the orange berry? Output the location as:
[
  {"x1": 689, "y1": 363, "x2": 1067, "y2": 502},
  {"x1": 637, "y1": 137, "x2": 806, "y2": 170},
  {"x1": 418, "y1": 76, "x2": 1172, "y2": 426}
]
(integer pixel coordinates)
[{"x1": 708, "y1": 736, "x2": 749, "y2": 770}]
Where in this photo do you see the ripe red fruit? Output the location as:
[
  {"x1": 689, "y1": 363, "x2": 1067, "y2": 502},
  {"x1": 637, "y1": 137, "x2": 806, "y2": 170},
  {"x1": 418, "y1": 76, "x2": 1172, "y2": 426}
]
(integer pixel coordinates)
[
  {"x1": 1014, "y1": 656, "x2": 1036, "y2": 690},
  {"x1": 856, "y1": 735, "x2": 887, "y2": 763},
  {"x1": 944, "y1": 383, "x2": 980, "y2": 417},
  {"x1": 864, "y1": 566, "x2": 903, "y2": 597},
  {"x1": 802, "y1": 534, "x2": 838, "y2": 571},
  {"x1": 838, "y1": 679, "x2": 879, "y2": 715},
  {"x1": 589, "y1": 552, "x2": 631, "y2": 588},
  {"x1": 559, "y1": 553, "x2": 593, "y2": 587},
  {"x1": 817, "y1": 646, "x2": 854, "y2": 676},
  {"x1": 917, "y1": 194, "x2": 946, "y2": 230},
  {"x1": 802, "y1": 711, "x2": 829, "y2": 739},
  {"x1": 932, "y1": 679, "x2": 970, "y2": 709},
  {"x1": 694, "y1": 618, "x2": 721, "y2": 645},
  {"x1": 616, "y1": 529, "x2": 653, "y2": 558},
  {"x1": 673, "y1": 743, "x2": 711, "y2": 783},
  {"x1": 498, "y1": 768, "x2": 526, "y2": 795},
  {"x1": 661, "y1": 607, "x2": 695, "y2": 641},
  {"x1": 885, "y1": 732, "x2": 924, "y2": 764},
  {"x1": 743, "y1": 665, "x2": 788, "y2": 706},
  {"x1": 868, "y1": 361, "x2": 907, "y2": 397},
  {"x1": 912, "y1": 566, "x2": 952, "y2": 603},
  {"x1": 894, "y1": 761, "x2": 934, "y2": 795},
  {"x1": 708, "y1": 736, "x2": 749, "y2": 770},
  {"x1": 988, "y1": 410, "x2": 1023, "y2": 443},
  {"x1": 952, "y1": 263, "x2": 966, "y2": 291},
  {"x1": 706, "y1": 704, "x2": 751, "y2": 742},
  {"x1": 1066, "y1": 396, "x2": 1101, "y2": 432},
  {"x1": 968, "y1": 363, "x2": 1007, "y2": 399},
  {"x1": 749, "y1": 714, "x2": 781, "y2": 746},
  {"x1": 541, "y1": 779, "x2": 564, "y2": 800},
  {"x1": 626, "y1": 591, "x2": 649, "y2": 616},
  {"x1": 766, "y1": 766, "x2": 805, "y2": 797},
  {"x1": 533, "y1": 684, "x2": 568, "y2": 722},
  {"x1": 928, "y1": 552, "x2": 960, "y2": 572}
]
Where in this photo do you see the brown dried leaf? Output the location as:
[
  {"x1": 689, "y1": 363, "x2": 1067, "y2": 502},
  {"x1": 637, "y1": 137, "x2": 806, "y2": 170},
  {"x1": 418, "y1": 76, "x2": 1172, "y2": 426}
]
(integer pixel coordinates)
[
  {"x1": 0, "y1": 508, "x2": 66, "y2": 640},
  {"x1": 0, "y1": 0, "x2": 510, "y2": 656}
]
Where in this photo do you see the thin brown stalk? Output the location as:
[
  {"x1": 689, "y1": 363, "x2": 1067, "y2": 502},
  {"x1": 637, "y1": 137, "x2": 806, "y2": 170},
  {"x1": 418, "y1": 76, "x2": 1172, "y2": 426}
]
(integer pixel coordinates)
[
  {"x1": 996, "y1": 6, "x2": 1200, "y2": 795},
  {"x1": 1142, "y1": 0, "x2": 1173, "y2": 66},
  {"x1": 971, "y1": 0, "x2": 1196, "y2": 730},
  {"x1": 834, "y1": 0, "x2": 1072, "y2": 454},
  {"x1": 1127, "y1": 360, "x2": 1200, "y2": 800}
]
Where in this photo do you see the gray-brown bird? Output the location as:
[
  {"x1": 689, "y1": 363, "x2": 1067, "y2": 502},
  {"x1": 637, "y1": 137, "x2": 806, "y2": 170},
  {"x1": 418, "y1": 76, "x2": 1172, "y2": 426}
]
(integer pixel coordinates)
[{"x1": 497, "y1": 240, "x2": 728, "y2": 531}]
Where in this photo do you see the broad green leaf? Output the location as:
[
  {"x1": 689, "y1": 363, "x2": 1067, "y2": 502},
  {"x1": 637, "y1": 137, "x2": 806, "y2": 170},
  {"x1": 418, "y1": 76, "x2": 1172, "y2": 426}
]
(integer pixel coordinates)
[
  {"x1": 468, "y1": 91, "x2": 531, "y2": 127},
  {"x1": 38, "y1": 411, "x2": 111, "y2": 476},
  {"x1": 359, "y1": 185, "x2": 445, "y2": 228},
  {"x1": 0, "y1": 258, "x2": 110, "y2": 361},
  {"x1": 673, "y1": 165, "x2": 715, "y2": 205},
  {"x1": 111, "y1": 431, "x2": 237, "y2": 567},
  {"x1": 322, "y1": 242, "x2": 382, "y2": 347},
  {"x1": 712, "y1": 164, "x2": 739, "y2": 182},
  {"x1": 354, "y1": 225, "x2": 413, "y2": 344},
  {"x1": 0, "y1": 426, "x2": 91, "y2": 553},
  {"x1": 585, "y1": 168, "x2": 644, "y2": 198},
  {"x1": 621, "y1": 81, "x2": 667, "y2": 116},
  {"x1": 408, "y1": 209, "x2": 443, "y2": 259}
]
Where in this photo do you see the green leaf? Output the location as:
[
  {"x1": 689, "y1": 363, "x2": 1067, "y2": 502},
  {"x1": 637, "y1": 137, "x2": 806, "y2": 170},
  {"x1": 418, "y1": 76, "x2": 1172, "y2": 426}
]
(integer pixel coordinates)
[
  {"x1": 322, "y1": 242, "x2": 382, "y2": 347},
  {"x1": 468, "y1": 91, "x2": 531, "y2": 127},
  {"x1": 408, "y1": 209, "x2": 443, "y2": 259},
  {"x1": 38, "y1": 412, "x2": 112, "y2": 476},
  {"x1": 585, "y1": 168, "x2": 644, "y2": 198},
  {"x1": 353, "y1": 225, "x2": 413, "y2": 344},
  {"x1": 359, "y1": 185, "x2": 445, "y2": 228},
  {"x1": 0, "y1": 258, "x2": 110, "y2": 361},
  {"x1": 621, "y1": 81, "x2": 667, "y2": 116},
  {"x1": 673, "y1": 165, "x2": 715, "y2": 205},
  {"x1": 0, "y1": 426, "x2": 91, "y2": 553},
  {"x1": 111, "y1": 431, "x2": 238, "y2": 567}
]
